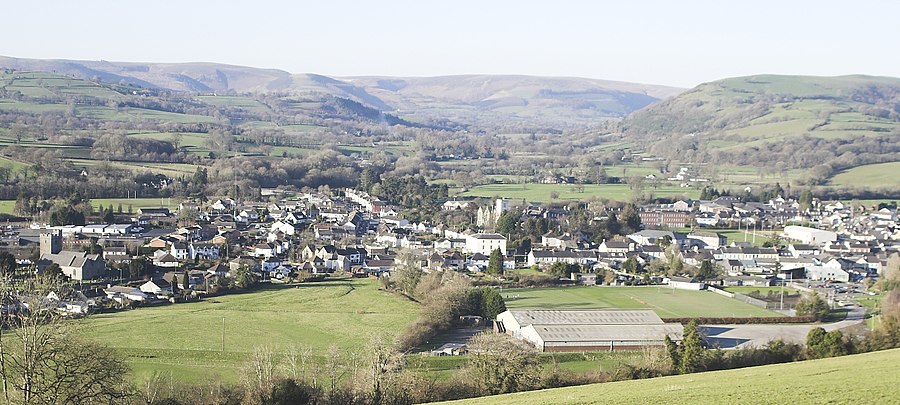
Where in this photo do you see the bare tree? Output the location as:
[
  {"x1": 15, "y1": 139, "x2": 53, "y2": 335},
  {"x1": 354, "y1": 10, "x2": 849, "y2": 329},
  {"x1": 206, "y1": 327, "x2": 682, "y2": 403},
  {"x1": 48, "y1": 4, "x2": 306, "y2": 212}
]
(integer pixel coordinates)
[{"x1": 0, "y1": 275, "x2": 131, "y2": 404}]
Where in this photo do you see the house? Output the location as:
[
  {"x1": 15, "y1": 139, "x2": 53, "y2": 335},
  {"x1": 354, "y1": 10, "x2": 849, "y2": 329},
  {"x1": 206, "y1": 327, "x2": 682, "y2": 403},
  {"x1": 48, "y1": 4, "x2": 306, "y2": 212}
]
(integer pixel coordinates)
[
  {"x1": 627, "y1": 230, "x2": 676, "y2": 247},
  {"x1": 687, "y1": 232, "x2": 727, "y2": 249},
  {"x1": 667, "y1": 276, "x2": 706, "y2": 291},
  {"x1": 640, "y1": 245, "x2": 665, "y2": 259},
  {"x1": 789, "y1": 244, "x2": 820, "y2": 257},
  {"x1": 171, "y1": 242, "x2": 190, "y2": 260},
  {"x1": 254, "y1": 242, "x2": 277, "y2": 259},
  {"x1": 191, "y1": 243, "x2": 221, "y2": 261},
  {"x1": 430, "y1": 343, "x2": 468, "y2": 356},
  {"x1": 152, "y1": 250, "x2": 179, "y2": 267},
  {"x1": 598, "y1": 240, "x2": 634, "y2": 254},
  {"x1": 364, "y1": 259, "x2": 395, "y2": 274},
  {"x1": 140, "y1": 279, "x2": 173, "y2": 296},
  {"x1": 137, "y1": 208, "x2": 170, "y2": 218},
  {"x1": 104, "y1": 286, "x2": 148, "y2": 302},
  {"x1": 806, "y1": 261, "x2": 851, "y2": 282},
  {"x1": 465, "y1": 233, "x2": 507, "y2": 256},
  {"x1": 270, "y1": 264, "x2": 294, "y2": 279},
  {"x1": 207, "y1": 263, "x2": 230, "y2": 278}
]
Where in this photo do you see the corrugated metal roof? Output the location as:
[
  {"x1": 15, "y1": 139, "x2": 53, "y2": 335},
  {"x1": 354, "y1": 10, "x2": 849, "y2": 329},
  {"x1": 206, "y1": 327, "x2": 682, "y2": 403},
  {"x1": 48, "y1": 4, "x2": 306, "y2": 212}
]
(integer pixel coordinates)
[
  {"x1": 534, "y1": 324, "x2": 684, "y2": 343},
  {"x1": 509, "y1": 309, "x2": 664, "y2": 326}
]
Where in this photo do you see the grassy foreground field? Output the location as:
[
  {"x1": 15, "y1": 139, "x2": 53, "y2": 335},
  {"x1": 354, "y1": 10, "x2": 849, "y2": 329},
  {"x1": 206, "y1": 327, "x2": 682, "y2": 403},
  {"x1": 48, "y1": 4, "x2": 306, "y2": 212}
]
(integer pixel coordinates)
[
  {"x1": 441, "y1": 348, "x2": 900, "y2": 404},
  {"x1": 78, "y1": 278, "x2": 418, "y2": 383},
  {"x1": 503, "y1": 286, "x2": 780, "y2": 318}
]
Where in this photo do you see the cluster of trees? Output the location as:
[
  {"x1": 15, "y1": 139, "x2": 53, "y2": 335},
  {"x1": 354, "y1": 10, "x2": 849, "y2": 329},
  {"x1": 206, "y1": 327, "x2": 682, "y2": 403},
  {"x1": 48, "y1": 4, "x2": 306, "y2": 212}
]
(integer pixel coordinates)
[
  {"x1": 386, "y1": 256, "x2": 506, "y2": 352},
  {"x1": 795, "y1": 292, "x2": 831, "y2": 321}
]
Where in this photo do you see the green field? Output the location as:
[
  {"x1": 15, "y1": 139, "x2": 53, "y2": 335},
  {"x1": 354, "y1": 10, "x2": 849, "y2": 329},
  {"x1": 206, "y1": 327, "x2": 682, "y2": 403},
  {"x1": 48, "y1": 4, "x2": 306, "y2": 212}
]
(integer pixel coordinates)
[
  {"x1": 830, "y1": 162, "x2": 900, "y2": 188},
  {"x1": 723, "y1": 286, "x2": 796, "y2": 296},
  {"x1": 89, "y1": 197, "x2": 182, "y2": 212},
  {"x1": 79, "y1": 278, "x2": 418, "y2": 382},
  {"x1": 716, "y1": 229, "x2": 778, "y2": 247},
  {"x1": 442, "y1": 348, "x2": 900, "y2": 404},
  {"x1": 458, "y1": 183, "x2": 698, "y2": 203},
  {"x1": 415, "y1": 351, "x2": 642, "y2": 381},
  {"x1": 503, "y1": 286, "x2": 780, "y2": 318}
]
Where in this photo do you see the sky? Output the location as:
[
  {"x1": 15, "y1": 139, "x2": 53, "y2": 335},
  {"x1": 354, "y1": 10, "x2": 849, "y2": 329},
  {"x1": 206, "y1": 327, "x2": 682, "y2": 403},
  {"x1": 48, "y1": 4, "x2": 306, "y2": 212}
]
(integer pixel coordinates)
[{"x1": 2, "y1": 0, "x2": 898, "y2": 88}]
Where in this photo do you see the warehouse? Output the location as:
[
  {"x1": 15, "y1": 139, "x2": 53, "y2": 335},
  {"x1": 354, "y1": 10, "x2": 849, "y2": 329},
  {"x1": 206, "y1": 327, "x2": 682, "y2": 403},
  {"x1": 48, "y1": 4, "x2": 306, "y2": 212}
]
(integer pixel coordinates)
[
  {"x1": 494, "y1": 309, "x2": 683, "y2": 352},
  {"x1": 782, "y1": 226, "x2": 838, "y2": 245}
]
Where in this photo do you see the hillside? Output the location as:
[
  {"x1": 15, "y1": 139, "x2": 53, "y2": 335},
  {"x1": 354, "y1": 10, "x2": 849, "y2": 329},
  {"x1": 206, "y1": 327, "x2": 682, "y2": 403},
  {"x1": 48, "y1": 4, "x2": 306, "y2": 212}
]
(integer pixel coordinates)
[
  {"x1": 0, "y1": 56, "x2": 683, "y2": 129},
  {"x1": 440, "y1": 348, "x2": 900, "y2": 404},
  {"x1": 622, "y1": 74, "x2": 900, "y2": 183}
]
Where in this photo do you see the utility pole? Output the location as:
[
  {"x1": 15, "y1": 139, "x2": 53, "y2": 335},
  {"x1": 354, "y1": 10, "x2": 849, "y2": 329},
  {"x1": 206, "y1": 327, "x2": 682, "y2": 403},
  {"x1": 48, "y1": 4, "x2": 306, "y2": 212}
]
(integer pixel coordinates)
[{"x1": 222, "y1": 317, "x2": 225, "y2": 352}]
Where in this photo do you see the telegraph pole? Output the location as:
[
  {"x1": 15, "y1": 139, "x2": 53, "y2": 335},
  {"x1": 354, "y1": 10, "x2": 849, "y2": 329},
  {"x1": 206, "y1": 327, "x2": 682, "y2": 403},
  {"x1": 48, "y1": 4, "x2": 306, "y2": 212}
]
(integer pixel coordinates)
[{"x1": 222, "y1": 317, "x2": 225, "y2": 352}]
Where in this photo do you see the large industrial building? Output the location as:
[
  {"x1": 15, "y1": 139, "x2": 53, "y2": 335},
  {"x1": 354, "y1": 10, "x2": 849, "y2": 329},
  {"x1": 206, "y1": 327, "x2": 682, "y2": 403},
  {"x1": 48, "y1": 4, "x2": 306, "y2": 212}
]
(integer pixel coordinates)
[
  {"x1": 782, "y1": 226, "x2": 838, "y2": 245},
  {"x1": 495, "y1": 309, "x2": 683, "y2": 352}
]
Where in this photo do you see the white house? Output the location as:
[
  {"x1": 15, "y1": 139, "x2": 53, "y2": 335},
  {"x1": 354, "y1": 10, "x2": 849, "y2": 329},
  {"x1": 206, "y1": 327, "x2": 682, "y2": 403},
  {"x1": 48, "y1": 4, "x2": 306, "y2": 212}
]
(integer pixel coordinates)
[
  {"x1": 464, "y1": 233, "x2": 507, "y2": 256},
  {"x1": 140, "y1": 279, "x2": 173, "y2": 296}
]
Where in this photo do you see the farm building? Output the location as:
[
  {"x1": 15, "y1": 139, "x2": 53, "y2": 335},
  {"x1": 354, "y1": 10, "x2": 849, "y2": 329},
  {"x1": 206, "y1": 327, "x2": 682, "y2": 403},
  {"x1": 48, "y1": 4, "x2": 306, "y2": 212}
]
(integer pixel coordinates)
[{"x1": 495, "y1": 309, "x2": 683, "y2": 352}]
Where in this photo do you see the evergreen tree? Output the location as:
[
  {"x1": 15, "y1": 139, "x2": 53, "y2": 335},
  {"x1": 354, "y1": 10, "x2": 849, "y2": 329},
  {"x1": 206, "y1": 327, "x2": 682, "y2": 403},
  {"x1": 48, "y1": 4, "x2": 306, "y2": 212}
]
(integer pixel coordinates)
[
  {"x1": 495, "y1": 210, "x2": 520, "y2": 236},
  {"x1": 182, "y1": 272, "x2": 190, "y2": 292},
  {"x1": 664, "y1": 335, "x2": 681, "y2": 370},
  {"x1": 481, "y1": 288, "x2": 507, "y2": 319},
  {"x1": 103, "y1": 206, "x2": 115, "y2": 224},
  {"x1": 679, "y1": 320, "x2": 704, "y2": 374},
  {"x1": 796, "y1": 292, "x2": 830, "y2": 321},
  {"x1": 605, "y1": 211, "x2": 622, "y2": 236},
  {"x1": 696, "y1": 260, "x2": 719, "y2": 281},
  {"x1": 621, "y1": 204, "x2": 642, "y2": 234},
  {"x1": 622, "y1": 256, "x2": 643, "y2": 274},
  {"x1": 486, "y1": 248, "x2": 503, "y2": 275}
]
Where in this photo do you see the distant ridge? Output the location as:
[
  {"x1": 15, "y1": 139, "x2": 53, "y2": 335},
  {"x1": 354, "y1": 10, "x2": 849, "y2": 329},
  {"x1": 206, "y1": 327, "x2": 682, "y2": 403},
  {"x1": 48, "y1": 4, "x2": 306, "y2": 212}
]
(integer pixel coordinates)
[{"x1": 0, "y1": 55, "x2": 684, "y2": 127}]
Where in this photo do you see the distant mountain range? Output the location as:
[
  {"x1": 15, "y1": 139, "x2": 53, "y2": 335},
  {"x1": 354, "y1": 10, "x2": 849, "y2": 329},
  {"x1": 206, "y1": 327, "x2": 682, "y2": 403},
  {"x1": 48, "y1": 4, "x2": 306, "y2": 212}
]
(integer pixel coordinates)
[{"x1": 0, "y1": 56, "x2": 684, "y2": 128}]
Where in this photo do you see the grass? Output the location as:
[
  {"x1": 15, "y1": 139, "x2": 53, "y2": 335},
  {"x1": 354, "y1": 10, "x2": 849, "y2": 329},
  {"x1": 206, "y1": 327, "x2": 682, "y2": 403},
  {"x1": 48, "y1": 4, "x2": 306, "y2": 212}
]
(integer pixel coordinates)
[
  {"x1": 0, "y1": 197, "x2": 181, "y2": 216},
  {"x1": 502, "y1": 286, "x2": 780, "y2": 318},
  {"x1": 0, "y1": 200, "x2": 15, "y2": 215},
  {"x1": 440, "y1": 348, "x2": 900, "y2": 404},
  {"x1": 723, "y1": 286, "x2": 796, "y2": 296},
  {"x1": 457, "y1": 183, "x2": 698, "y2": 203},
  {"x1": 680, "y1": 227, "x2": 781, "y2": 247},
  {"x1": 411, "y1": 351, "x2": 643, "y2": 381},
  {"x1": 89, "y1": 197, "x2": 182, "y2": 212},
  {"x1": 78, "y1": 278, "x2": 419, "y2": 383},
  {"x1": 830, "y1": 162, "x2": 900, "y2": 188}
]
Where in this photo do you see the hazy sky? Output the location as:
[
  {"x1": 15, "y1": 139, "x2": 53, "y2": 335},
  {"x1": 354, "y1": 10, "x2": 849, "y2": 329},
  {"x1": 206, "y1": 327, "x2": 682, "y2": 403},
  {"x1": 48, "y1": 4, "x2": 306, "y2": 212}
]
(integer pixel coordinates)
[{"x1": 2, "y1": 0, "x2": 898, "y2": 87}]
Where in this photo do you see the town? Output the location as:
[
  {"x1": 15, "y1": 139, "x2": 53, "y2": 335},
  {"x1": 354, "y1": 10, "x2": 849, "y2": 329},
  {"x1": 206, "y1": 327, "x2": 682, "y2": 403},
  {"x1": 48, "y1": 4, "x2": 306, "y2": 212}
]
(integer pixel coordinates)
[{"x1": 7, "y1": 187, "x2": 894, "y2": 315}]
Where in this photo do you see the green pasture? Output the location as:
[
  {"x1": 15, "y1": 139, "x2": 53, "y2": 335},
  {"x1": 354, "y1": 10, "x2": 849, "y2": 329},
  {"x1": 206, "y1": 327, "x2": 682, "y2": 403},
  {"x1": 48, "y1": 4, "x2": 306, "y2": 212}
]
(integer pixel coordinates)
[
  {"x1": 457, "y1": 183, "x2": 698, "y2": 203},
  {"x1": 89, "y1": 197, "x2": 182, "y2": 212},
  {"x1": 442, "y1": 348, "x2": 900, "y2": 404},
  {"x1": 68, "y1": 158, "x2": 201, "y2": 178},
  {"x1": 196, "y1": 95, "x2": 271, "y2": 114},
  {"x1": 502, "y1": 286, "x2": 780, "y2": 318},
  {"x1": 79, "y1": 278, "x2": 419, "y2": 383},
  {"x1": 413, "y1": 350, "x2": 643, "y2": 381},
  {"x1": 830, "y1": 162, "x2": 900, "y2": 188}
]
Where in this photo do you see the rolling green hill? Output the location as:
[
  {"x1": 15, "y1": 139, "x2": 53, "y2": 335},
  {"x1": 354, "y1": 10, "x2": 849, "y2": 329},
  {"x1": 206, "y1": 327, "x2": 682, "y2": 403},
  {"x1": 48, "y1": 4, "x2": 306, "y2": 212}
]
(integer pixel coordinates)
[
  {"x1": 441, "y1": 348, "x2": 900, "y2": 404},
  {"x1": 0, "y1": 56, "x2": 683, "y2": 129},
  {"x1": 622, "y1": 74, "x2": 900, "y2": 186}
]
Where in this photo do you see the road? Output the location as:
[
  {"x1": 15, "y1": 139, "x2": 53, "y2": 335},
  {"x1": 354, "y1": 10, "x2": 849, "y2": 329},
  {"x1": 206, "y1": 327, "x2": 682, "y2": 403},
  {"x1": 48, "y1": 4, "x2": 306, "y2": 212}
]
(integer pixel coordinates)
[{"x1": 701, "y1": 307, "x2": 866, "y2": 349}]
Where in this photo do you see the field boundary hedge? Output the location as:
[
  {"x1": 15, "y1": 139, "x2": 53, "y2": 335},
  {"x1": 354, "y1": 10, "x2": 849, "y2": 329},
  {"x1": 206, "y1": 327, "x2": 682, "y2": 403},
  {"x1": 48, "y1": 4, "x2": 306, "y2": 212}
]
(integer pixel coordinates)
[{"x1": 662, "y1": 315, "x2": 817, "y2": 325}]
